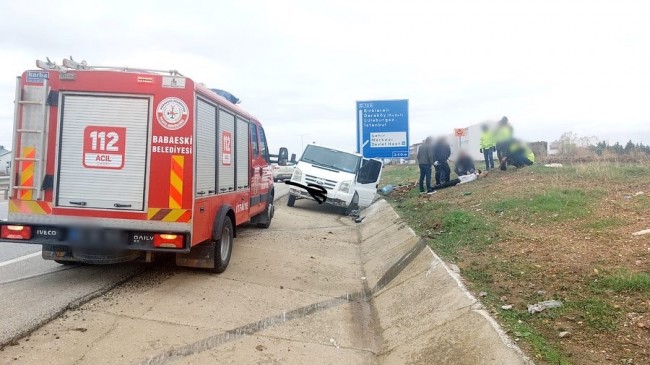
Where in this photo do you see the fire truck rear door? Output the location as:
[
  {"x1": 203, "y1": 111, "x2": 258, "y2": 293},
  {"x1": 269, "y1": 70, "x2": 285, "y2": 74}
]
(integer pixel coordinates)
[{"x1": 56, "y1": 94, "x2": 150, "y2": 211}]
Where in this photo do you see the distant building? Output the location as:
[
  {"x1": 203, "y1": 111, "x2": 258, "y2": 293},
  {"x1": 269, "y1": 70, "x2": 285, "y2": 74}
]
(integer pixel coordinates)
[
  {"x1": 528, "y1": 141, "x2": 548, "y2": 159},
  {"x1": 447, "y1": 122, "x2": 496, "y2": 161},
  {"x1": 548, "y1": 141, "x2": 561, "y2": 155},
  {"x1": 0, "y1": 146, "x2": 11, "y2": 175},
  {"x1": 409, "y1": 142, "x2": 423, "y2": 161}
]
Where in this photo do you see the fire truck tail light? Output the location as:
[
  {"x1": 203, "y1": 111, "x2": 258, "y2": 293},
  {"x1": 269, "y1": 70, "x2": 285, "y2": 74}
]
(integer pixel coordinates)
[
  {"x1": 153, "y1": 233, "x2": 184, "y2": 249},
  {"x1": 1, "y1": 225, "x2": 33, "y2": 240}
]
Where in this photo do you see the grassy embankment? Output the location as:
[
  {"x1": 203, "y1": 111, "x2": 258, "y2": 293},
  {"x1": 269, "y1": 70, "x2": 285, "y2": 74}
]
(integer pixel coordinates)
[{"x1": 381, "y1": 162, "x2": 650, "y2": 364}]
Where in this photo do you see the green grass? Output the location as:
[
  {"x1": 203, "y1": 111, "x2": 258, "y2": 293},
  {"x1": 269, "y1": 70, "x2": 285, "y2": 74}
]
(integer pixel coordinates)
[
  {"x1": 489, "y1": 188, "x2": 595, "y2": 222},
  {"x1": 462, "y1": 266, "x2": 494, "y2": 284},
  {"x1": 394, "y1": 203, "x2": 497, "y2": 259},
  {"x1": 498, "y1": 309, "x2": 570, "y2": 364},
  {"x1": 594, "y1": 271, "x2": 650, "y2": 293},
  {"x1": 583, "y1": 217, "x2": 624, "y2": 231},
  {"x1": 381, "y1": 164, "x2": 418, "y2": 186},
  {"x1": 527, "y1": 163, "x2": 650, "y2": 185},
  {"x1": 566, "y1": 298, "x2": 620, "y2": 331}
]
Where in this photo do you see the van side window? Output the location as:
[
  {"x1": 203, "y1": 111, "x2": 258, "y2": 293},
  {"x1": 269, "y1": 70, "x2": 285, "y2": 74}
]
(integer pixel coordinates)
[
  {"x1": 259, "y1": 127, "x2": 268, "y2": 161},
  {"x1": 250, "y1": 124, "x2": 259, "y2": 157}
]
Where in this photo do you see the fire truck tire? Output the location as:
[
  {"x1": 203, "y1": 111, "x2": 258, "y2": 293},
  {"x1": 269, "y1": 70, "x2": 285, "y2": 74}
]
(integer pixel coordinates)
[
  {"x1": 287, "y1": 194, "x2": 296, "y2": 207},
  {"x1": 54, "y1": 260, "x2": 78, "y2": 265},
  {"x1": 212, "y1": 216, "x2": 233, "y2": 273},
  {"x1": 256, "y1": 196, "x2": 274, "y2": 229}
]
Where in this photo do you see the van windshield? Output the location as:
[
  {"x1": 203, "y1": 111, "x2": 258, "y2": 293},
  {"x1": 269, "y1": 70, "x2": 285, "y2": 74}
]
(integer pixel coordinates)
[{"x1": 301, "y1": 145, "x2": 361, "y2": 173}]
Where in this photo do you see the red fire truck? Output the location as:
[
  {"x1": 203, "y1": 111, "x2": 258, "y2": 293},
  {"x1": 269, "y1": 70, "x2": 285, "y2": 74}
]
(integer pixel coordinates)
[{"x1": 0, "y1": 58, "x2": 285, "y2": 273}]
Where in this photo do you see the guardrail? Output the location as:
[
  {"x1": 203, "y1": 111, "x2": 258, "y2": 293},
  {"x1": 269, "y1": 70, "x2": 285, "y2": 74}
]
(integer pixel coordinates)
[{"x1": 0, "y1": 175, "x2": 9, "y2": 200}]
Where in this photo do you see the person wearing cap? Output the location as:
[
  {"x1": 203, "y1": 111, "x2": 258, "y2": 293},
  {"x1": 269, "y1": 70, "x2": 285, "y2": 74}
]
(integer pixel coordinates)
[
  {"x1": 494, "y1": 116, "x2": 513, "y2": 170},
  {"x1": 479, "y1": 124, "x2": 496, "y2": 171},
  {"x1": 416, "y1": 137, "x2": 434, "y2": 193}
]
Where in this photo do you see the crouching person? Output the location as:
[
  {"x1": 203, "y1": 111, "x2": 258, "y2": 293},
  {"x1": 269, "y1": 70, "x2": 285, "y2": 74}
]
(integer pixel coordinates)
[
  {"x1": 454, "y1": 151, "x2": 476, "y2": 176},
  {"x1": 505, "y1": 140, "x2": 535, "y2": 168}
]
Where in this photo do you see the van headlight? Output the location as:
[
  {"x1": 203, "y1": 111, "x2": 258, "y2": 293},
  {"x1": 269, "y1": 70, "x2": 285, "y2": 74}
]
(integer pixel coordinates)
[
  {"x1": 292, "y1": 167, "x2": 303, "y2": 182},
  {"x1": 339, "y1": 180, "x2": 353, "y2": 193}
]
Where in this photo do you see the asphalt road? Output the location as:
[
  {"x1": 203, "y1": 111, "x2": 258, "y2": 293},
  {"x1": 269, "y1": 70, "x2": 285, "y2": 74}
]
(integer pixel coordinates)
[{"x1": 0, "y1": 183, "x2": 290, "y2": 347}]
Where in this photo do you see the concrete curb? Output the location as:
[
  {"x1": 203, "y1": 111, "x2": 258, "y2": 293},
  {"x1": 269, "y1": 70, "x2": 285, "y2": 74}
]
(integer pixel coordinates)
[{"x1": 359, "y1": 199, "x2": 534, "y2": 364}]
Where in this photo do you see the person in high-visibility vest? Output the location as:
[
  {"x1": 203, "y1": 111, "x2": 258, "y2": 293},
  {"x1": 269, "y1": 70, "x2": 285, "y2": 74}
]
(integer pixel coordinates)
[
  {"x1": 479, "y1": 124, "x2": 495, "y2": 171},
  {"x1": 505, "y1": 139, "x2": 535, "y2": 168},
  {"x1": 494, "y1": 116, "x2": 513, "y2": 169}
]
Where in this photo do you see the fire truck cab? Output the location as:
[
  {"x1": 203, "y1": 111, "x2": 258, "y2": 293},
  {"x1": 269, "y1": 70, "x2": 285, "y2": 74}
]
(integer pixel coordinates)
[{"x1": 0, "y1": 58, "x2": 283, "y2": 273}]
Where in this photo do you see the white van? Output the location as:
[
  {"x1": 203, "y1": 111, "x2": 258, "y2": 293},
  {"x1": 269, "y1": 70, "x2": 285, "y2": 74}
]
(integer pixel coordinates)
[{"x1": 287, "y1": 144, "x2": 383, "y2": 214}]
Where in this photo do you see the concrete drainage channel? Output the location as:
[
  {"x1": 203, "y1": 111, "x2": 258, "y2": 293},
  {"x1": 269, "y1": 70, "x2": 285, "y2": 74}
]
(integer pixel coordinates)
[{"x1": 1, "y1": 197, "x2": 531, "y2": 364}]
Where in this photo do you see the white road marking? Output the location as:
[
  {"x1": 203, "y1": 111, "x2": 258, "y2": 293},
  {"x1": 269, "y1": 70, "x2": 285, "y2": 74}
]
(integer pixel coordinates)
[{"x1": 0, "y1": 251, "x2": 41, "y2": 268}]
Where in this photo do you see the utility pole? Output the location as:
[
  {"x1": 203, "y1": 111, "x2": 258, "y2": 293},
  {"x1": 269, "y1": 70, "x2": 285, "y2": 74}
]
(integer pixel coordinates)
[{"x1": 298, "y1": 133, "x2": 309, "y2": 152}]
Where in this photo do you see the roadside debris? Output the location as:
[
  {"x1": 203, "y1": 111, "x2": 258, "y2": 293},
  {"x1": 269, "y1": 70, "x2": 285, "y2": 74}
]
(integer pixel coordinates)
[
  {"x1": 501, "y1": 305, "x2": 513, "y2": 310},
  {"x1": 634, "y1": 191, "x2": 644, "y2": 196},
  {"x1": 329, "y1": 338, "x2": 339, "y2": 349},
  {"x1": 543, "y1": 163, "x2": 563, "y2": 168},
  {"x1": 479, "y1": 291, "x2": 488, "y2": 297},
  {"x1": 528, "y1": 300, "x2": 563, "y2": 314},
  {"x1": 632, "y1": 229, "x2": 650, "y2": 236},
  {"x1": 354, "y1": 216, "x2": 365, "y2": 223},
  {"x1": 558, "y1": 331, "x2": 571, "y2": 338},
  {"x1": 380, "y1": 185, "x2": 394, "y2": 195}
]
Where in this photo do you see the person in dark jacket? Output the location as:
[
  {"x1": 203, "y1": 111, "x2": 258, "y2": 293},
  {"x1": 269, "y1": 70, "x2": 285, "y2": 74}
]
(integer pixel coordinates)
[
  {"x1": 432, "y1": 137, "x2": 451, "y2": 185},
  {"x1": 454, "y1": 151, "x2": 476, "y2": 176},
  {"x1": 416, "y1": 137, "x2": 434, "y2": 193}
]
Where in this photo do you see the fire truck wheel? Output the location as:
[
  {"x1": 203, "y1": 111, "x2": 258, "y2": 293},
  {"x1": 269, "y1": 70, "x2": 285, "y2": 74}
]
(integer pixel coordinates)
[
  {"x1": 287, "y1": 194, "x2": 296, "y2": 207},
  {"x1": 256, "y1": 198, "x2": 274, "y2": 229},
  {"x1": 54, "y1": 260, "x2": 78, "y2": 265},
  {"x1": 212, "y1": 217, "x2": 233, "y2": 273}
]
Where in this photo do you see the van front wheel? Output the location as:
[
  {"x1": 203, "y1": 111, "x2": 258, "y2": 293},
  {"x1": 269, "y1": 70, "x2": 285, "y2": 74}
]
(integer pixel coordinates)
[{"x1": 345, "y1": 193, "x2": 359, "y2": 216}]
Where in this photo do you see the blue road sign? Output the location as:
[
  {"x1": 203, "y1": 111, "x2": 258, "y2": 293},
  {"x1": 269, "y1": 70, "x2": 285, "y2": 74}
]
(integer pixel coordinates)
[{"x1": 356, "y1": 99, "x2": 409, "y2": 159}]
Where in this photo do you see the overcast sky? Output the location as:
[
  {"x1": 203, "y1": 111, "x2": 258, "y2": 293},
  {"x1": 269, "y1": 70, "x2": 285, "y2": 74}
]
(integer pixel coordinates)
[{"x1": 1, "y1": 0, "x2": 649, "y2": 155}]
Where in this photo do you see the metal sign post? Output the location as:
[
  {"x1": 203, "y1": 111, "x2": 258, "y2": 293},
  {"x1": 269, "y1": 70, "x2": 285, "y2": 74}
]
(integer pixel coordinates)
[
  {"x1": 454, "y1": 128, "x2": 467, "y2": 153},
  {"x1": 356, "y1": 100, "x2": 409, "y2": 159}
]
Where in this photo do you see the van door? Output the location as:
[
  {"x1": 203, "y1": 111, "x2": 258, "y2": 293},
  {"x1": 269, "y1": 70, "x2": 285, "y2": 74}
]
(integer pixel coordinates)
[{"x1": 355, "y1": 158, "x2": 383, "y2": 207}]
